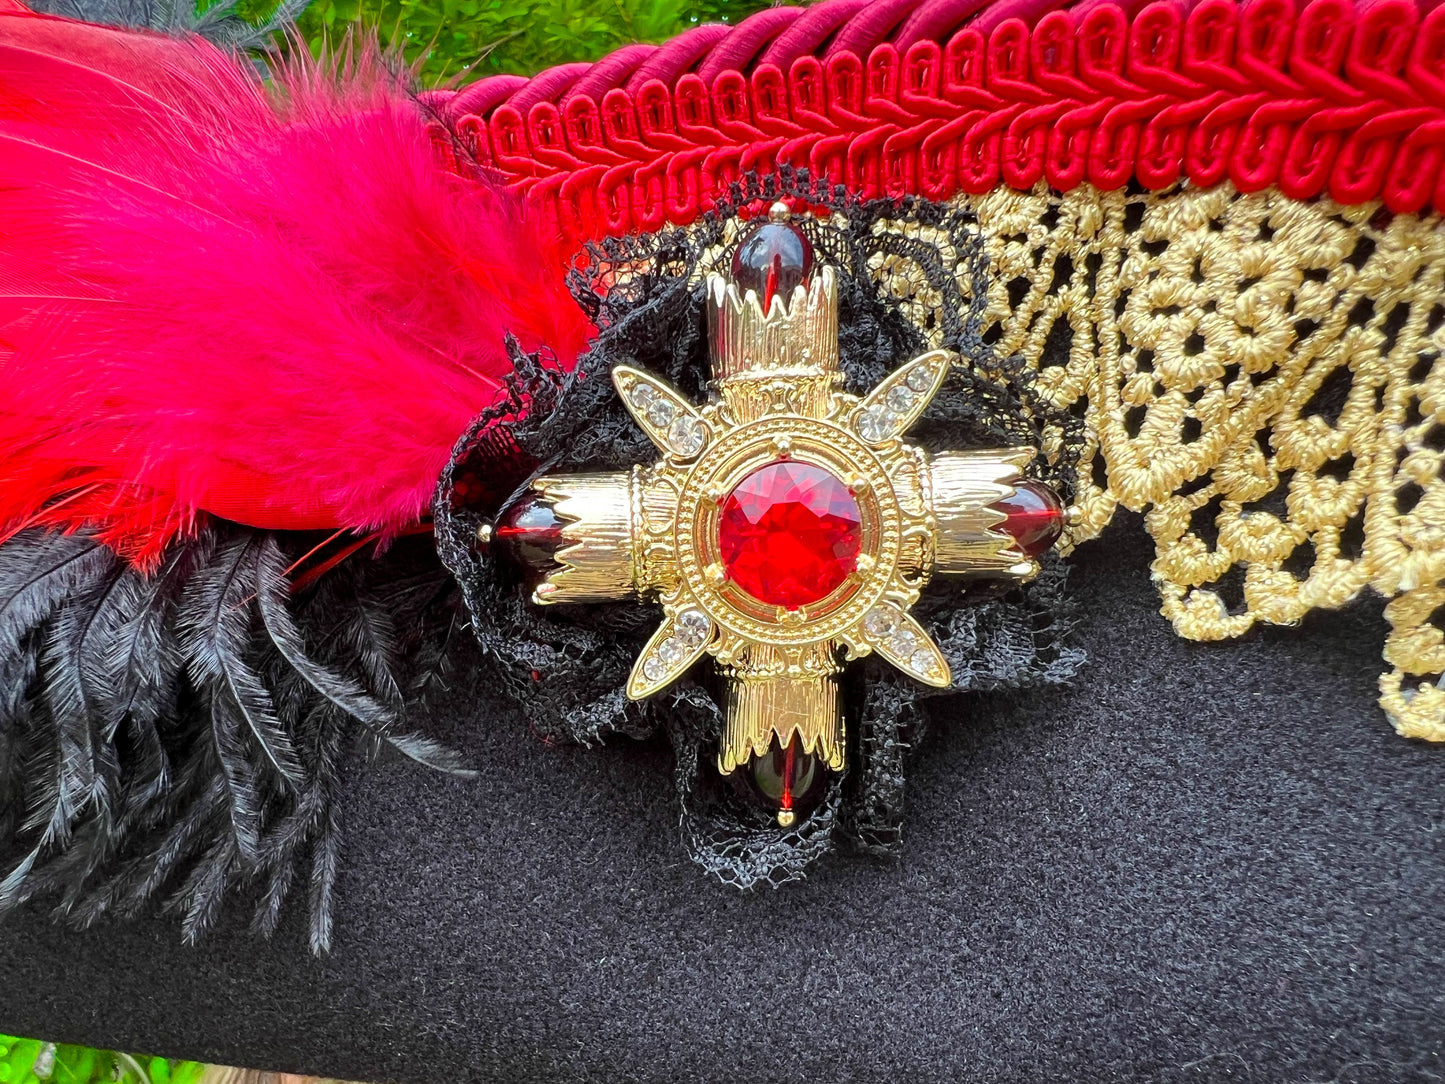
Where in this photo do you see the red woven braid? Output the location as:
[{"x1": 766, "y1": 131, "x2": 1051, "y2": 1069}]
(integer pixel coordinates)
[{"x1": 426, "y1": 0, "x2": 1445, "y2": 241}]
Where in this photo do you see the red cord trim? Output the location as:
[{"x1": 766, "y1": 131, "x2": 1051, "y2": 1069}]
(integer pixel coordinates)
[{"x1": 435, "y1": 0, "x2": 1445, "y2": 239}]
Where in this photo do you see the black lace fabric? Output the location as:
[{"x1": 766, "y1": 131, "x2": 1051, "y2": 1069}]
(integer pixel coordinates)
[{"x1": 433, "y1": 172, "x2": 1087, "y2": 888}]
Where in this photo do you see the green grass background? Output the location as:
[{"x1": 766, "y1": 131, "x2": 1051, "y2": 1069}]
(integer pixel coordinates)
[
  {"x1": 293, "y1": 0, "x2": 769, "y2": 83},
  {"x1": 0, "y1": 1036, "x2": 205, "y2": 1084}
]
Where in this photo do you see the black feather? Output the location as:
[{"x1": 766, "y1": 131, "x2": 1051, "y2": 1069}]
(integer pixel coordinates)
[
  {"x1": 180, "y1": 535, "x2": 306, "y2": 789},
  {"x1": 33, "y1": 569, "x2": 131, "y2": 894},
  {"x1": 0, "y1": 534, "x2": 117, "y2": 908},
  {"x1": 341, "y1": 586, "x2": 406, "y2": 709},
  {"x1": 0, "y1": 533, "x2": 117, "y2": 667},
  {"x1": 307, "y1": 800, "x2": 340, "y2": 956},
  {"x1": 0, "y1": 636, "x2": 40, "y2": 839},
  {"x1": 255, "y1": 536, "x2": 395, "y2": 731},
  {"x1": 0, "y1": 522, "x2": 467, "y2": 952},
  {"x1": 208, "y1": 688, "x2": 266, "y2": 862},
  {"x1": 109, "y1": 775, "x2": 228, "y2": 920},
  {"x1": 170, "y1": 834, "x2": 237, "y2": 944},
  {"x1": 250, "y1": 860, "x2": 297, "y2": 938},
  {"x1": 375, "y1": 730, "x2": 472, "y2": 775},
  {"x1": 100, "y1": 542, "x2": 209, "y2": 816}
]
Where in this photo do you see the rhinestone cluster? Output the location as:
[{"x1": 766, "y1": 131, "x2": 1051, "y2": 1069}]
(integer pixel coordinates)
[
  {"x1": 628, "y1": 382, "x2": 707, "y2": 457},
  {"x1": 855, "y1": 361, "x2": 941, "y2": 443},
  {"x1": 641, "y1": 608, "x2": 712, "y2": 683},
  {"x1": 863, "y1": 605, "x2": 943, "y2": 680}
]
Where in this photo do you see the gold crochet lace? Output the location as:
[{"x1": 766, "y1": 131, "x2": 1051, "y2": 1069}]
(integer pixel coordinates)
[{"x1": 872, "y1": 183, "x2": 1445, "y2": 742}]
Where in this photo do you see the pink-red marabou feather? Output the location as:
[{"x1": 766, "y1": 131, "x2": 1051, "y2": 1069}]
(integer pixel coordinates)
[{"x1": 0, "y1": 8, "x2": 592, "y2": 564}]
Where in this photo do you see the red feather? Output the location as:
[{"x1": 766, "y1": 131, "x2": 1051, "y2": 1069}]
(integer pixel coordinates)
[{"x1": 0, "y1": 9, "x2": 592, "y2": 564}]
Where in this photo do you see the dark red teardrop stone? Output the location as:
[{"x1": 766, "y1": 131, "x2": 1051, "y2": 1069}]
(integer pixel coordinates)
[
  {"x1": 493, "y1": 494, "x2": 566, "y2": 584},
  {"x1": 994, "y1": 479, "x2": 1066, "y2": 557},
  {"x1": 731, "y1": 735, "x2": 829, "y2": 821},
  {"x1": 731, "y1": 220, "x2": 814, "y2": 310}
]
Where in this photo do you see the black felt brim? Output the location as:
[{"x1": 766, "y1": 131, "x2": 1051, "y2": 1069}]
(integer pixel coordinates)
[{"x1": 2, "y1": 512, "x2": 1443, "y2": 1082}]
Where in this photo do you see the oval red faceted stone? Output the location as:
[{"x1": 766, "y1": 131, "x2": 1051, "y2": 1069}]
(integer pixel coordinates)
[
  {"x1": 719, "y1": 461, "x2": 862, "y2": 609},
  {"x1": 994, "y1": 479, "x2": 1066, "y2": 557}
]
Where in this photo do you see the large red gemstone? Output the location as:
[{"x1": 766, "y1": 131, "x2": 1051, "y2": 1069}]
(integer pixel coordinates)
[{"x1": 718, "y1": 461, "x2": 861, "y2": 609}]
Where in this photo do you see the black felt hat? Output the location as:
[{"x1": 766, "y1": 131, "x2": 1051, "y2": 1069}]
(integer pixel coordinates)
[{"x1": 5, "y1": 516, "x2": 1443, "y2": 1081}]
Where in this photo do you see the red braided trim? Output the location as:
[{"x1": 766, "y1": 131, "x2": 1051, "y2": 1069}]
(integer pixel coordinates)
[{"x1": 428, "y1": 0, "x2": 1445, "y2": 239}]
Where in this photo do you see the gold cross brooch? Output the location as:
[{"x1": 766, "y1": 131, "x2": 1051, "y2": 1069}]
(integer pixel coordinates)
[{"x1": 494, "y1": 205, "x2": 1072, "y2": 826}]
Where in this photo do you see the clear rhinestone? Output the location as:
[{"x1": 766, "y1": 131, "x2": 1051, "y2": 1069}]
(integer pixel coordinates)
[
  {"x1": 885, "y1": 385, "x2": 915, "y2": 413},
  {"x1": 906, "y1": 364, "x2": 936, "y2": 392},
  {"x1": 858, "y1": 406, "x2": 895, "y2": 442},
  {"x1": 658, "y1": 637, "x2": 685, "y2": 664},
  {"x1": 646, "y1": 398, "x2": 676, "y2": 427},
  {"x1": 628, "y1": 383, "x2": 658, "y2": 410},
  {"x1": 642, "y1": 656, "x2": 666, "y2": 682},
  {"x1": 889, "y1": 628, "x2": 917, "y2": 657},
  {"x1": 910, "y1": 648, "x2": 936, "y2": 676},
  {"x1": 863, "y1": 607, "x2": 896, "y2": 639},
  {"x1": 668, "y1": 416, "x2": 704, "y2": 455},
  {"x1": 677, "y1": 608, "x2": 710, "y2": 645}
]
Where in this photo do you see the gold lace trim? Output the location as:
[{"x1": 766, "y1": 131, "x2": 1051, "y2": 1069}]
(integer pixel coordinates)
[{"x1": 874, "y1": 183, "x2": 1445, "y2": 742}]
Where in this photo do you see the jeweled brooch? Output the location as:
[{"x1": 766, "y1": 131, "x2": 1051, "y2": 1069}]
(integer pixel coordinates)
[{"x1": 491, "y1": 205, "x2": 1073, "y2": 826}]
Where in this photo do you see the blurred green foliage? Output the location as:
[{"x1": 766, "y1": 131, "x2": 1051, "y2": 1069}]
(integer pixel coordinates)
[
  {"x1": 0, "y1": 1037, "x2": 205, "y2": 1084},
  {"x1": 294, "y1": 0, "x2": 769, "y2": 83}
]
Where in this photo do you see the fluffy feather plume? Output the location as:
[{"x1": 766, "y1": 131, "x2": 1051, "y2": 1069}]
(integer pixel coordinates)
[{"x1": 0, "y1": 8, "x2": 591, "y2": 564}]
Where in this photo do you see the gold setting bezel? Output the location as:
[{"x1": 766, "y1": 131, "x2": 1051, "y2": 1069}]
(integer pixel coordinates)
[{"x1": 675, "y1": 415, "x2": 912, "y2": 645}]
